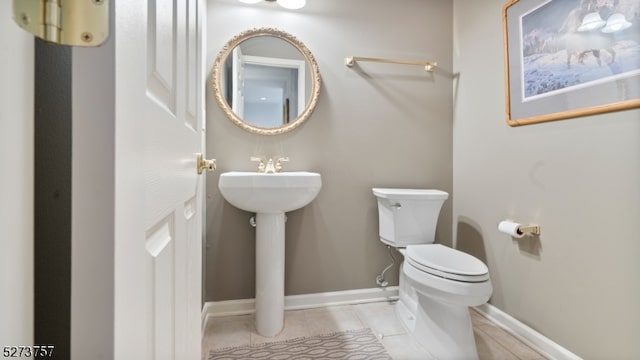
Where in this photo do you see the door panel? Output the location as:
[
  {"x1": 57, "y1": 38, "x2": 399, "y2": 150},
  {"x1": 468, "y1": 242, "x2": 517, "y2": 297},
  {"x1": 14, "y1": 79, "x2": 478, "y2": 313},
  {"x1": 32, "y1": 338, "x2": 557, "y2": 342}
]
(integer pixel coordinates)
[
  {"x1": 147, "y1": 0, "x2": 176, "y2": 113},
  {"x1": 145, "y1": 216, "x2": 176, "y2": 360},
  {"x1": 186, "y1": 0, "x2": 198, "y2": 130}
]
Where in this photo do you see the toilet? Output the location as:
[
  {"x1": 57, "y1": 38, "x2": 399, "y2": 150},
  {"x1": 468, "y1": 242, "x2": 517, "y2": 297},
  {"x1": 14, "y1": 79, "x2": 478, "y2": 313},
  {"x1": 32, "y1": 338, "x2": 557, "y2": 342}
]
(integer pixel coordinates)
[{"x1": 372, "y1": 188, "x2": 492, "y2": 360}]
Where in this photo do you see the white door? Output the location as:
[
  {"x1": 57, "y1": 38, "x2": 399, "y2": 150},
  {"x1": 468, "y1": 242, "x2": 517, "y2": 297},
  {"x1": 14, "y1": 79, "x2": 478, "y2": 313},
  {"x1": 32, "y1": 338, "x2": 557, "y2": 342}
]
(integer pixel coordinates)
[{"x1": 113, "y1": 1, "x2": 205, "y2": 359}]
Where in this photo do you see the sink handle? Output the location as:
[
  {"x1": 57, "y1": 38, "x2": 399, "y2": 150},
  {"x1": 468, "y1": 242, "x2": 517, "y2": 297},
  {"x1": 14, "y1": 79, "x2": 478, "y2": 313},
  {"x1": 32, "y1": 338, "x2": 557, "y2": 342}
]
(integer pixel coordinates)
[
  {"x1": 250, "y1": 156, "x2": 266, "y2": 173},
  {"x1": 275, "y1": 157, "x2": 289, "y2": 172}
]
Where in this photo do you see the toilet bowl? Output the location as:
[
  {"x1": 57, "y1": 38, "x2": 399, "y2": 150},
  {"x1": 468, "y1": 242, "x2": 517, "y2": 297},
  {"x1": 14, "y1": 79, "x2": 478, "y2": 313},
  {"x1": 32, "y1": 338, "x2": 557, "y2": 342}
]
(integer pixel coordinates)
[{"x1": 372, "y1": 188, "x2": 492, "y2": 360}]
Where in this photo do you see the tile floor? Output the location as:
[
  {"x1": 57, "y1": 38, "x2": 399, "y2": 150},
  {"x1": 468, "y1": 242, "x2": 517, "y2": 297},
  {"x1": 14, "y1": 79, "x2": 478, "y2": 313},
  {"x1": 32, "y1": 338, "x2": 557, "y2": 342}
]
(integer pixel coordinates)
[{"x1": 202, "y1": 301, "x2": 547, "y2": 360}]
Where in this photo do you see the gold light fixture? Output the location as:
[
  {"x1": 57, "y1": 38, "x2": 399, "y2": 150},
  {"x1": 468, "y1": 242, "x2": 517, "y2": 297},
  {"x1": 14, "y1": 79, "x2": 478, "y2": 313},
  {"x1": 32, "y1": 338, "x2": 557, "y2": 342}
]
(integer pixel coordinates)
[{"x1": 238, "y1": 0, "x2": 306, "y2": 10}]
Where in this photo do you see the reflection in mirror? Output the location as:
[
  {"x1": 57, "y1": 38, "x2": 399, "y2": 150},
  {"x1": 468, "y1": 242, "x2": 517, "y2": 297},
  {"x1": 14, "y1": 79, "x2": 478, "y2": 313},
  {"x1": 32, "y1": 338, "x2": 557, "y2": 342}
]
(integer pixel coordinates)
[
  {"x1": 225, "y1": 37, "x2": 307, "y2": 127},
  {"x1": 212, "y1": 28, "x2": 321, "y2": 135}
]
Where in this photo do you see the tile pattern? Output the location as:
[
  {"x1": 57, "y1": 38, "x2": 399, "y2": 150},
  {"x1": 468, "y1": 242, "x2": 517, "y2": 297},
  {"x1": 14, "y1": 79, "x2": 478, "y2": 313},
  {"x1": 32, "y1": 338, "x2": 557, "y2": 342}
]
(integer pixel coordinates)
[
  {"x1": 208, "y1": 328, "x2": 392, "y2": 360},
  {"x1": 202, "y1": 302, "x2": 547, "y2": 360}
]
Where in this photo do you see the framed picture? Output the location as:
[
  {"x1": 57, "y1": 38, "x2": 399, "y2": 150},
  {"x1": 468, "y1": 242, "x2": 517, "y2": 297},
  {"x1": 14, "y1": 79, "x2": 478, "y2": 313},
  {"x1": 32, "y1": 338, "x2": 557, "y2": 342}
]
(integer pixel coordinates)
[{"x1": 502, "y1": 0, "x2": 640, "y2": 126}]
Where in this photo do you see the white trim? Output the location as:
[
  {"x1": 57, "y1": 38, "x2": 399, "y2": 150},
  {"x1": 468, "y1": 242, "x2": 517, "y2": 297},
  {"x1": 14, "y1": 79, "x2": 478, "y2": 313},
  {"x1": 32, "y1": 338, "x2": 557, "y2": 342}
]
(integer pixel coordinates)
[
  {"x1": 285, "y1": 286, "x2": 399, "y2": 310},
  {"x1": 202, "y1": 287, "x2": 399, "y2": 326},
  {"x1": 474, "y1": 303, "x2": 583, "y2": 360},
  {"x1": 1, "y1": 4, "x2": 34, "y2": 347}
]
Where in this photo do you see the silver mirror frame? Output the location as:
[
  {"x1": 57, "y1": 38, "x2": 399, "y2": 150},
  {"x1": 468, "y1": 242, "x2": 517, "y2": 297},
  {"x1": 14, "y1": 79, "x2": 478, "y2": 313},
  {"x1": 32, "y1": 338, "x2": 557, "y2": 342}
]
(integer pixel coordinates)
[{"x1": 211, "y1": 28, "x2": 321, "y2": 136}]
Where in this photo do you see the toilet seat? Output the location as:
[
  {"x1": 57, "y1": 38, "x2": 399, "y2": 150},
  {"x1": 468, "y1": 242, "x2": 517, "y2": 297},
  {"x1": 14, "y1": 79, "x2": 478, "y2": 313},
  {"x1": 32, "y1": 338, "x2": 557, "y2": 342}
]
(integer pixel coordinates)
[{"x1": 406, "y1": 244, "x2": 489, "y2": 283}]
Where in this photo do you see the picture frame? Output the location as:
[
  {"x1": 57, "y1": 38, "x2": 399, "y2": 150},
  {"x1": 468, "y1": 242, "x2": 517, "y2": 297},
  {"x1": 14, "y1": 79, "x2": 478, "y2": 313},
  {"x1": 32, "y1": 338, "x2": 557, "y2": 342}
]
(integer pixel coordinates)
[{"x1": 502, "y1": 0, "x2": 640, "y2": 126}]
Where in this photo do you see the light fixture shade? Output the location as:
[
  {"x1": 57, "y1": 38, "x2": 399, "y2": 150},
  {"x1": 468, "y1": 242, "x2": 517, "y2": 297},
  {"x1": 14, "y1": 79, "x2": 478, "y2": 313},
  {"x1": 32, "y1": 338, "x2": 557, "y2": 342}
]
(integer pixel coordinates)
[
  {"x1": 577, "y1": 12, "x2": 606, "y2": 31},
  {"x1": 601, "y1": 13, "x2": 632, "y2": 33},
  {"x1": 277, "y1": 0, "x2": 306, "y2": 9},
  {"x1": 238, "y1": 0, "x2": 262, "y2": 4}
]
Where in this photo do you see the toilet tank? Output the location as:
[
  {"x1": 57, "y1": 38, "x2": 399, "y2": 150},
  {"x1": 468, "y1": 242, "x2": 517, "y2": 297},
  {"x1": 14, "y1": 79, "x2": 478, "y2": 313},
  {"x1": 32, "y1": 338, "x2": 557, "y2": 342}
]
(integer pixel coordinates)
[{"x1": 372, "y1": 188, "x2": 449, "y2": 247}]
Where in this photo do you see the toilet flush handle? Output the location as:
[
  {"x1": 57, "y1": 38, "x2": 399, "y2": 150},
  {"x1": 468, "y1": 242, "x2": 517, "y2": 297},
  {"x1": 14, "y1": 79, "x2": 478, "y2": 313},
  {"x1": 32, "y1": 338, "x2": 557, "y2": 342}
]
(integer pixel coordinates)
[{"x1": 391, "y1": 203, "x2": 402, "y2": 209}]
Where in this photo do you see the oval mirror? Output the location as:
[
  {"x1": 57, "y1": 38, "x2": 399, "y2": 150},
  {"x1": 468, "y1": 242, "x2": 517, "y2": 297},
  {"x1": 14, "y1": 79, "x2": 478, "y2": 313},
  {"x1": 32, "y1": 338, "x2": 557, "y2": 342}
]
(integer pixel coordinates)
[{"x1": 211, "y1": 28, "x2": 321, "y2": 135}]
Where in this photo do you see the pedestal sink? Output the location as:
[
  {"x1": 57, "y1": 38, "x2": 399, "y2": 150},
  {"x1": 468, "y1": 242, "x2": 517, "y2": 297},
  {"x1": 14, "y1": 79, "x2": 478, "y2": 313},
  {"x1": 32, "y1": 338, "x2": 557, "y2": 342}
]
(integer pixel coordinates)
[{"x1": 218, "y1": 171, "x2": 322, "y2": 336}]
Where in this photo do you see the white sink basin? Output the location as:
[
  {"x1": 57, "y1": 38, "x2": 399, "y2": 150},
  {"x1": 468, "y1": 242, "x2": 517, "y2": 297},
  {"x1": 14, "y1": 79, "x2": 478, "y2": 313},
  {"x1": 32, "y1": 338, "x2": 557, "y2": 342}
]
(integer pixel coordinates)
[{"x1": 218, "y1": 171, "x2": 322, "y2": 213}]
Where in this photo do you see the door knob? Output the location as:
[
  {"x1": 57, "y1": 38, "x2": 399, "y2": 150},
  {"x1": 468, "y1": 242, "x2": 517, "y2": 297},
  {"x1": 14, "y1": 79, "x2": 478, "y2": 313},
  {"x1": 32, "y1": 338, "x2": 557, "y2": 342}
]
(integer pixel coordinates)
[{"x1": 197, "y1": 153, "x2": 216, "y2": 175}]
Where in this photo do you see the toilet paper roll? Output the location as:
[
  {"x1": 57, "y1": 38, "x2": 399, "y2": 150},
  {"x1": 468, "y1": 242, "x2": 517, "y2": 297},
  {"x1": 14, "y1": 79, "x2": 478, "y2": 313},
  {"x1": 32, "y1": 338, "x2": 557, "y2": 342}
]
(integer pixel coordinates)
[{"x1": 498, "y1": 220, "x2": 524, "y2": 238}]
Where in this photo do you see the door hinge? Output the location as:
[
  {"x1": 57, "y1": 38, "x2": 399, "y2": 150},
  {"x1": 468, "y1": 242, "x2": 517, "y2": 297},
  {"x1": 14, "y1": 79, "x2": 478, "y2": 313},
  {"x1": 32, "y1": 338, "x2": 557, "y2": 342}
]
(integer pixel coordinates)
[{"x1": 13, "y1": 0, "x2": 109, "y2": 47}]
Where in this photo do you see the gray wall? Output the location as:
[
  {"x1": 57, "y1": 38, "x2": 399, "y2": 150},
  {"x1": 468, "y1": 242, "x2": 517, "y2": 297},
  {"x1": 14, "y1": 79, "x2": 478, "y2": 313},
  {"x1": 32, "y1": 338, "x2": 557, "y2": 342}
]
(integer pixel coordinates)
[
  {"x1": 453, "y1": 1, "x2": 640, "y2": 358},
  {"x1": 205, "y1": 0, "x2": 454, "y2": 301}
]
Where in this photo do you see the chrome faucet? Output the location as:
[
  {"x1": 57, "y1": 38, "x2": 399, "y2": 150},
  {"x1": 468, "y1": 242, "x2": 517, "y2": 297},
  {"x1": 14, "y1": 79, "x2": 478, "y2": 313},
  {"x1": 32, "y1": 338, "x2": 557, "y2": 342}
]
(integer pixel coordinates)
[{"x1": 250, "y1": 156, "x2": 289, "y2": 173}]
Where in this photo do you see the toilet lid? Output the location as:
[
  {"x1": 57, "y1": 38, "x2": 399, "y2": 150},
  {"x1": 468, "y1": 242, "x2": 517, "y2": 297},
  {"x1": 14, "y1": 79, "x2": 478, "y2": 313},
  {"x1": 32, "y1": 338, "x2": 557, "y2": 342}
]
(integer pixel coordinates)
[{"x1": 406, "y1": 244, "x2": 490, "y2": 282}]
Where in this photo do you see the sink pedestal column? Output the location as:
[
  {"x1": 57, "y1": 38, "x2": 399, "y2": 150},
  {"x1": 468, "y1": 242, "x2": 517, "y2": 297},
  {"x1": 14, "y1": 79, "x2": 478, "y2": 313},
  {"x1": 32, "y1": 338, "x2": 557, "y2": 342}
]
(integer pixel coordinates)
[{"x1": 255, "y1": 212, "x2": 286, "y2": 337}]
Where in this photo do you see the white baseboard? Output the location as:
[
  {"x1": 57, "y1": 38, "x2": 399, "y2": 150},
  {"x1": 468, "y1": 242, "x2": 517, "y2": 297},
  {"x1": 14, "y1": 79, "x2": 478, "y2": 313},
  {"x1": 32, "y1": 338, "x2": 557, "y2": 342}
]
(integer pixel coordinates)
[
  {"x1": 202, "y1": 286, "x2": 399, "y2": 327},
  {"x1": 474, "y1": 303, "x2": 583, "y2": 360}
]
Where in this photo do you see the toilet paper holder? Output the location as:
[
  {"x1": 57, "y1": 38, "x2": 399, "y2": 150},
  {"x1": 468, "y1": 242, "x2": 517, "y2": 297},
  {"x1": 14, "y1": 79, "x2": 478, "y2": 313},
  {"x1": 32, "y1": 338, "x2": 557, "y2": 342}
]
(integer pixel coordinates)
[
  {"x1": 517, "y1": 224, "x2": 541, "y2": 236},
  {"x1": 498, "y1": 220, "x2": 541, "y2": 237}
]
